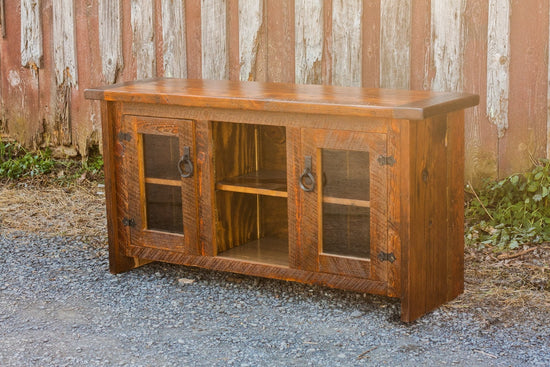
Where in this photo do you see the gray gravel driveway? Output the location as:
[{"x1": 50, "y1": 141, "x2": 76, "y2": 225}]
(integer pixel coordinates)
[{"x1": 0, "y1": 232, "x2": 548, "y2": 366}]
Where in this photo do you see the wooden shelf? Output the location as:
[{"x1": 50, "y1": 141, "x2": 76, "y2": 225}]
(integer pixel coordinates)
[
  {"x1": 322, "y1": 196, "x2": 370, "y2": 207},
  {"x1": 216, "y1": 170, "x2": 287, "y2": 198},
  {"x1": 145, "y1": 177, "x2": 181, "y2": 187},
  {"x1": 217, "y1": 237, "x2": 289, "y2": 267}
]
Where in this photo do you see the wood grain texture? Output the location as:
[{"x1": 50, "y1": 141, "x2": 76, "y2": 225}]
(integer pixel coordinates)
[
  {"x1": 131, "y1": 0, "x2": 156, "y2": 79},
  {"x1": 99, "y1": 0, "x2": 122, "y2": 84},
  {"x1": 501, "y1": 0, "x2": 549, "y2": 177},
  {"x1": 430, "y1": 0, "x2": 464, "y2": 92},
  {"x1": 239, "y1": 0, "x2": 265, "y2": 81},
  {"x1": 196, "y1": 120, "x2": 215, "y2": 256},
  {"x1": 361, "y1": 0, "x2": 379, "y2": 88},
  {"x1": 52, "y1": 0, "x2": 77, "y2": 86},
  {"x1": 161, "y1": 0, "x2": 186, "y2": 78},
  {"x1": 380, "y1": 0, "x2": 410, "y2": 89},
  {"x1": 486, "y1": 0, "x2": 510, "y2": 138},
  {"x1": 410, "y1": 0, "x2": 431, "y2": 90},
  {"x1": 331, "y1": 0, "x2": 362, "y2": 87},
  {"x1": 266, "y1": 0, "x2": 294, "y2": 83},
  {"x1": 185, "y1": 0, "x2": 201, "y2": 79},
  {"x1": 201, "y1": 0, "x2": 228, "y2": 80},
  {"x1": 21, "y1": 0, "x2": 43, "y2": 68},
  {"x1": 463, "y1": 0, "x2": 498, "y2": 185},
  {"x1": 295, "y1": 0, "x2": 324, "y2": 84}
]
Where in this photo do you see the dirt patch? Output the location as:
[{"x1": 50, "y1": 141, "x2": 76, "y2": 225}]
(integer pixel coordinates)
[{"x1": 0, "y1": 181, "x2": 549, "y2": 321}]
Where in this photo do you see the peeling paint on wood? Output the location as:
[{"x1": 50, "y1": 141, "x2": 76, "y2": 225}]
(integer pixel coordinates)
[
  {"x1": 548, "y1": 2, "x2": 550, "y2": 159},
  {"x1": 239, "y1": 0, "x2": 264, "y2": 81},
  {"x1": 99, "y1": 0, "x2": 123, "y2": 84},
  {"x1": 295, "y1": 0, "x2": 323, "y2": 85},
  {"x1": 431, "y1": 0, "x2": 464, "y2": 92},
  {"x1": 21, "y1": 0, "x2": 43, "y2": 68},
  {"x1": 380, "y1": 0, "x2": 411, "y2": 89},
  {"x1": 486, "y1": 0, "x2": 510, "y2": 138},
  {"x1": 201, "y1": 0, "x2": 228, "y2": 80},
  {"x1": 162, "y1": 0, "x2": 186, "y2": 78},
  {"x1": 131, "y1": 0, "x2": 155, "y2": 79},
  {"x1": 331, "y1": 0, "x2": 362, "y2": 87},
  {"x1": 53, "y1": 0, "x2": 77, "y2": 86}
]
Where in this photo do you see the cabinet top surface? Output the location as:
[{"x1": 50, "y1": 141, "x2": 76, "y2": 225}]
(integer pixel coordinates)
[{"x1": 85, "y1": 78, "x2": 479, "y2": 120}]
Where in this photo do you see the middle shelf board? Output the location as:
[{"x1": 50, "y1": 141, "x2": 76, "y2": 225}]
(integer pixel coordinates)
[
  {"x1": 217, "y1": 237, "x2": 289, "y2": 267},
  {"x1": 216, "y1": 169, "x2": 288, "y2": 198}
]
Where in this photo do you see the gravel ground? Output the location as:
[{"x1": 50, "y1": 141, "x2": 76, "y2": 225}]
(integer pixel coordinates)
[{"x1": 0, "y1": 232, "x2": 548, "y2": 366}]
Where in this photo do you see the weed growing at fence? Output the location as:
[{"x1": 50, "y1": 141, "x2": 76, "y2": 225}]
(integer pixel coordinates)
[
  {"x1": 0, "y1": 141, "x2": 55, "y2": 179},
  {"x1": 466, "y1": 158, "x2": 550, "y2": 251},
  {"x1": 0, "y1": 141, "x2": 103, "y2": 184}
]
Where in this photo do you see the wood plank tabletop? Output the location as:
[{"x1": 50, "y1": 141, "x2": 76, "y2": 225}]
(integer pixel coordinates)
[{"x1": 85, "y1": 78, "x2": 479, "y2": 120}]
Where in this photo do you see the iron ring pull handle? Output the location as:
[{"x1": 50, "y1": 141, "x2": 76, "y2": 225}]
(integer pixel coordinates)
[
  {"x1": 299, "y1": 156, "x2": 315, "y2": 192},
  {"x1": 178, "y1": 146, "x2": 194, "y2": 178}
]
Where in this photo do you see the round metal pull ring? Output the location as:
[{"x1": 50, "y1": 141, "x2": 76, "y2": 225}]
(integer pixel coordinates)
[
  {"x1": 299, "y1": 168, "x2": 315, "y2": 192},
  {"x1": 178, "y1": 147, "x2": 194, "y2": 178}
]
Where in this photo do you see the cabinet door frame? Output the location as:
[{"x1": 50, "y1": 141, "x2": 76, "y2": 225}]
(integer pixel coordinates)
[
  {"x1": 123, "y1": 115, "x2": 199, "y2": 255},
  {"x1": 297, "y1": 128, "x2": 388, "y2": 281}
]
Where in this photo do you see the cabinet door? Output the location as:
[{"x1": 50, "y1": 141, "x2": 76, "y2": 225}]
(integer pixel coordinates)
[
  {"x1": 298, "y1": 128, "x2": 388, "y2": 281},
  {"x1": 123, "y1": 116, "x2": 199, "y2": 255}
]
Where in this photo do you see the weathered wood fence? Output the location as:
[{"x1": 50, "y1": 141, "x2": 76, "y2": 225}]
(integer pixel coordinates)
[{"x1": 1, "y1": 0, "x2": 549, "y2": 183}]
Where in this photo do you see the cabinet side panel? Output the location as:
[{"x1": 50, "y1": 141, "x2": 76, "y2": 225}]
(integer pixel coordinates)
[
  {"x1": 446, "y1": 110, "x2": 465, "y2": 301},
  {"x1": 403, "y1": 114, "x2": 449, "y2": 322},
  {"x1": 387, "y1": 119, "x2": 405, "y2": 298},
  {"x1": 287, "y1": 127, "x2": 302, "y2": 269},
  {"x1": 101, "y1": 101, "x2": 141, "y2": 273}
]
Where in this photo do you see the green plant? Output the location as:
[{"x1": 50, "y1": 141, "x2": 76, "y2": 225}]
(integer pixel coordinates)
[
  {"x1": 0, "y1": 141, "x2": 55, "y2": 179},
  {"x1": 466, "y1": 158, "x2": 550, "y2": 251}
]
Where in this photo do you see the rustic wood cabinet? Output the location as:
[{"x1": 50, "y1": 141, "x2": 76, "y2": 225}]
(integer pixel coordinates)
[{"x1": 85, "y1": 79, "x2": 479, "y2": 322}]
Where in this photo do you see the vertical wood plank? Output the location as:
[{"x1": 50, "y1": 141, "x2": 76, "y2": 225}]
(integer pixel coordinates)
[
  {"x1": 295, "y1": 0, "x2": 323, "y2": 84},
  {"x1": 331, "y1": 0, "x2": 362, "y2": 87},
  {"x1": 227, "y1": 0, "x2": 240, "y2": 80},
  {"x1": 53, "y1": 0, "x2": 77, "y2": 86},
  {"x1": 501, "y1": 0, "x2": 548, "y2": 176},
  {"x1": 201, "y1": 0, "x2": 228, "y2": 80},
  {"x1": 21, "y1": 0, "x2": 43, "y2": 68},
  {"x1": 321, "y1": 0, "x2": 332, "y2": 85},
  {"x1": 410, "y1": 0, "x2": 431, "y2": 90},
  {"x1": 486, "y1": 0, "x2": 510, "y2": 139},
  {"x1": 185, "y1": 0, "x2": 201, "y2": 79},
  {"x1": 1, "y1": 0, "x2": 40, "y2": 147},
  {"x1": 161, "y1": 0, "x2": 187, "y2": 78},
  {"x1": 99, "y1": 0, "x2": 122, "y2": 84},
  {"x1": 361, "y1": 0, "x2": 380, "y2": 88},
  {"x1": 380, "y1": 0, "x2": 410, "y2": 89},
  {"x1": 463, "y1": 0, "x2": 498, "y2": 184},
  {"x1": 131, "y1": 0, "x2": 155, "y2": 79},
  {"x1": 430, "y1": 0, "x2": 464, "y2": 92},
  {"x1": 119, "y1": 0, "x2": 137, "y2": 81},
  {"x1": 266, "y1": 0, "x2": 294, "y2": 83},
  {"x1": 38, "y1": 0, "x2": 55, "y2": 146},
  {"x1": 0, "y1": 0, "x2": 5, "y2": 38},
  {"x1": 239, "y1": 0, "x2": 266, "y2": 81}
]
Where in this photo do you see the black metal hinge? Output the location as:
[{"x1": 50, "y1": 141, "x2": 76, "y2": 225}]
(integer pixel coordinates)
[
  {"x1": 122, "y1": 217, "x2": 136, "y2": 227},
  {"x1": 117, "y1": 132, "x2": 132, "y2": 142},
  {"x1": 378, "y1": 251, "x2": 396, "y2": 263},
  {"x1": 377, "y1": 155, "x2": 396, "y2": 166}
]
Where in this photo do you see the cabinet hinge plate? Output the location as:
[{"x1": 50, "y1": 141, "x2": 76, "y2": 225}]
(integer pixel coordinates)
[
  {"x1": 117, "y1": 132, "x2": 132, "y2": 142},
  {"x1": 378, "y1": 251, "x2": 396, "y2": 263},
  {"x1": 122, "y1": 217, "x2": 136, "y2": 227},
  {"x1": 377, "y1": 155, "x2": 396, "y2": 166}
]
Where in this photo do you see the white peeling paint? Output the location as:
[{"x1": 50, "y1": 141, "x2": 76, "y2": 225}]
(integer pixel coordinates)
[
  {"x1": 131, "y1": 0, "x2": 155, "y2": 79},
  {"x1": 431, "y1": 0, "x2": 465, "y2": 92},
  {"x1": 239, "y1": 0, "x2": 263, "y2": 81},
  {"x1": 162, "y1": 0, "x2": 187, "y2": 78},
  {"x1": 52, "y1": 0, "x2": 77, "y2": 86},
  {"x1": 295, "y1": 0, "x2": 323, "y2": 85},
  {"x1": 99, "y1": 0, "x2": 123, "y2": 84},
  {"x1": 331, "y1": 0, "x2": 362, "y2": 87},
  {"x1": 486, "y1": 0, "x2": 510, "y2": 138},
  {"x1": 8, "y1": 70, "x2": 21, "y2": 87},
  {"x1": 201, "y1": 0, "x2": 228, "y2": 80},
  {"x1": 21, "y1": 0, "x2": 43, "y2": 68},
  {"x1": 380, "y1": 0, "x2": 411, "y2": 89}
]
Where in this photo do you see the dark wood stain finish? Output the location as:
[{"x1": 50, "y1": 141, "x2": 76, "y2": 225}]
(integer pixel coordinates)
[{"x1": 86, "y1": 78, "x2": 478, "y2": 322}]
